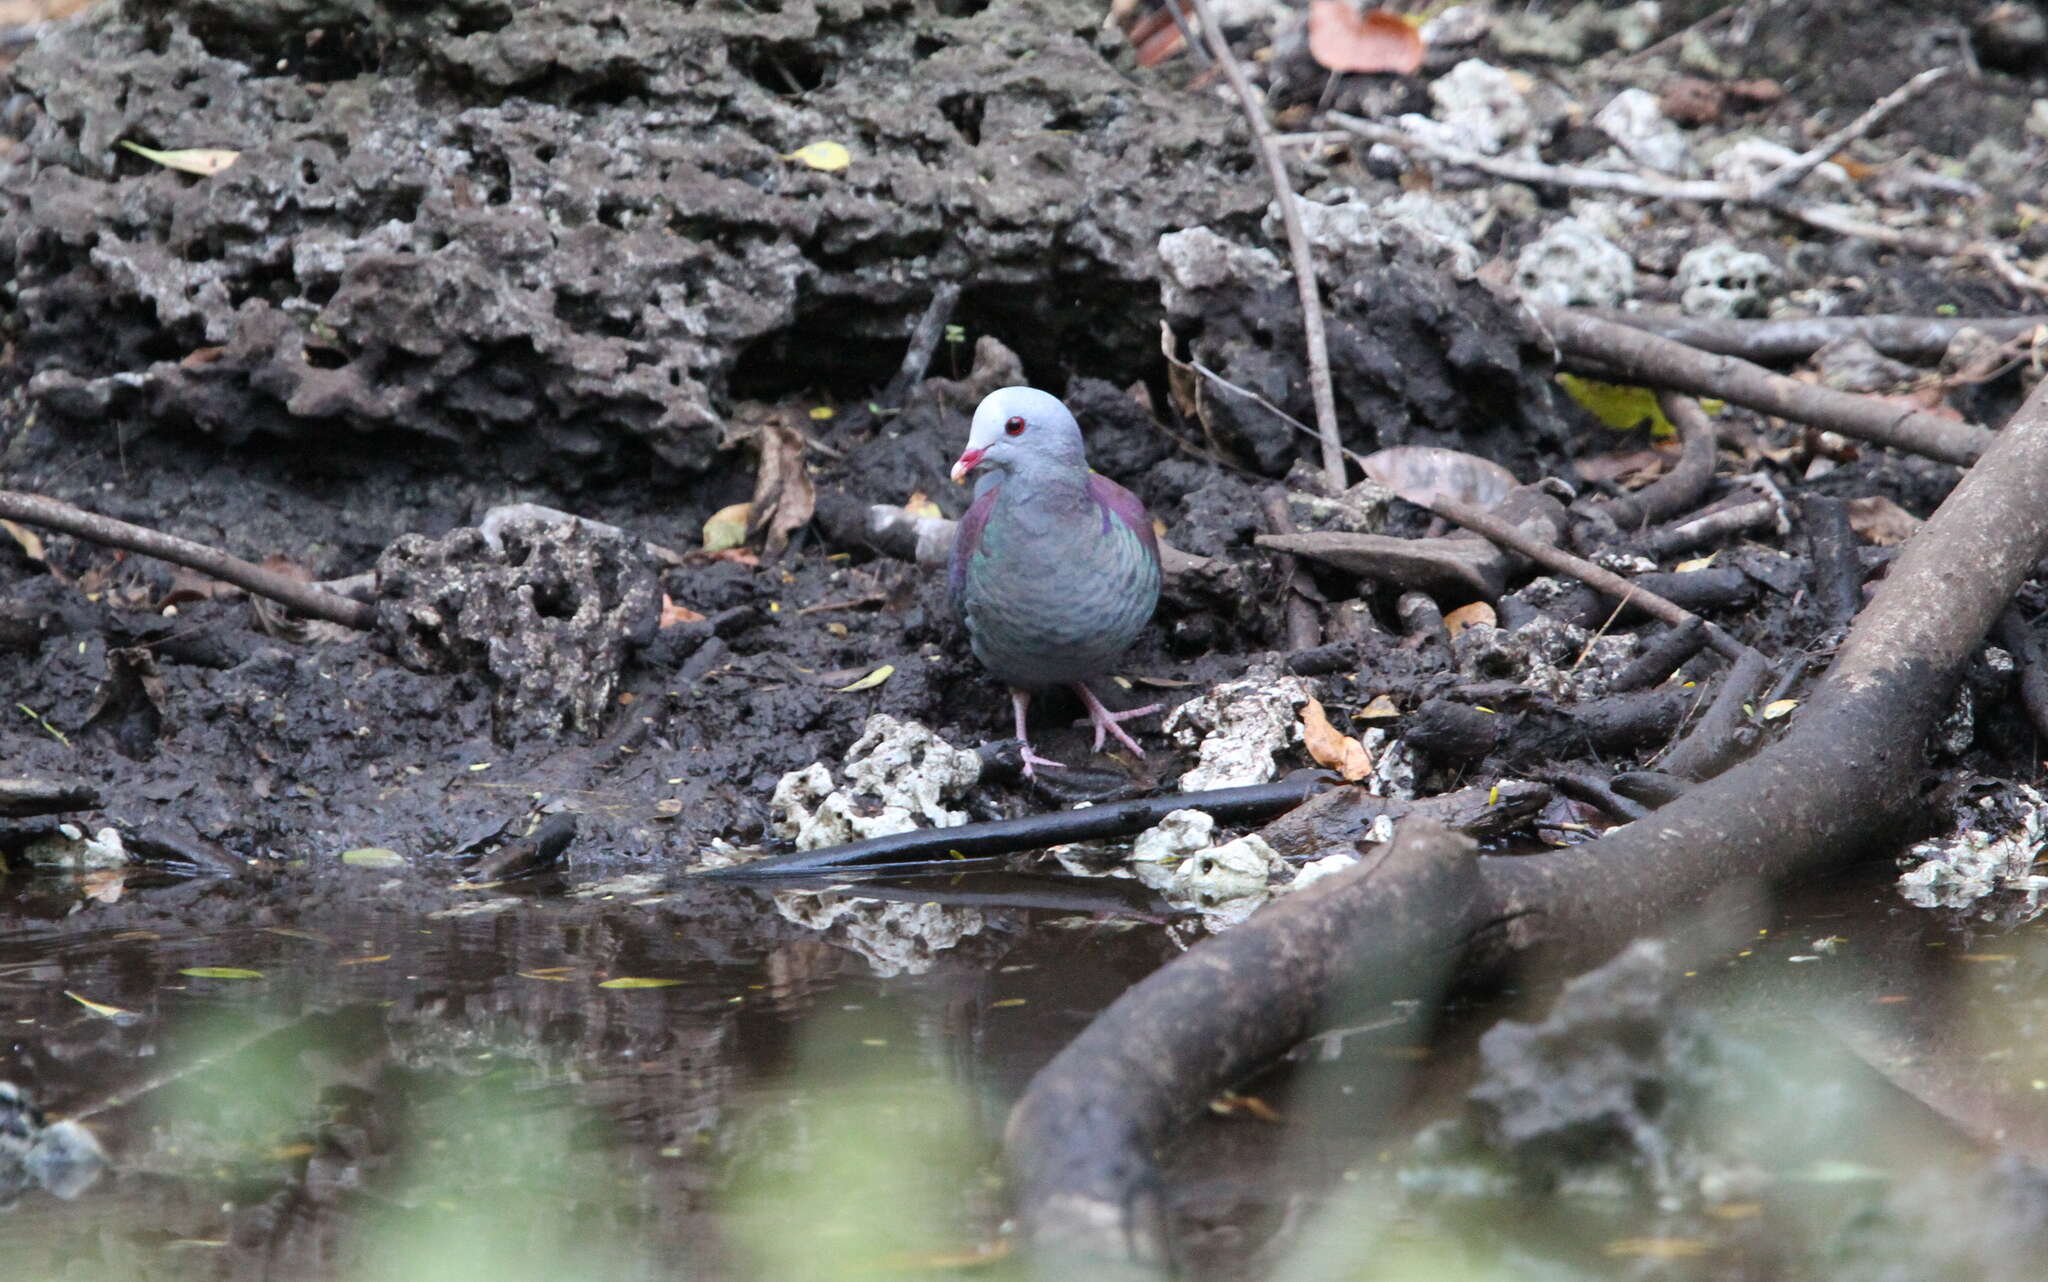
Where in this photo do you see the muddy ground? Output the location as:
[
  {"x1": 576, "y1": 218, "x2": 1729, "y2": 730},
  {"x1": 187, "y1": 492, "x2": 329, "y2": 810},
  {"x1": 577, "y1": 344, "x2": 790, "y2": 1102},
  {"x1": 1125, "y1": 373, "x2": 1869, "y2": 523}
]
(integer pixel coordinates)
[{"x1": 3, "y1": 0, "x2": 2048, "y2": 1277}]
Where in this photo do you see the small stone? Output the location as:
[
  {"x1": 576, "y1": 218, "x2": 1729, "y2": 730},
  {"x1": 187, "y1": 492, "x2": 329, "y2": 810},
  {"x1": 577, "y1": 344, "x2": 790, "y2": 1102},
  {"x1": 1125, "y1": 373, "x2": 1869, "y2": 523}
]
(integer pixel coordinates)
[
  {"x1": 1594, "y1": 88, "x2": 1695, "y2": 176},
  {"x1": 1514, "y1": 219, "x2": 1636, "y2": 309},
  {"x1": 1675, "y1": 243, "x2": 1776, "y2": 318}
]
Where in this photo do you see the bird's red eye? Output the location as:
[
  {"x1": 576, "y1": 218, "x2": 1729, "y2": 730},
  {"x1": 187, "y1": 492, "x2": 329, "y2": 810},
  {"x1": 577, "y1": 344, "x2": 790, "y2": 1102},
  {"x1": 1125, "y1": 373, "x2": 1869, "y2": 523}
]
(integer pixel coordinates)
[{"x1": 1004, "y1": 415, "x2": 1026, "y2": 436}]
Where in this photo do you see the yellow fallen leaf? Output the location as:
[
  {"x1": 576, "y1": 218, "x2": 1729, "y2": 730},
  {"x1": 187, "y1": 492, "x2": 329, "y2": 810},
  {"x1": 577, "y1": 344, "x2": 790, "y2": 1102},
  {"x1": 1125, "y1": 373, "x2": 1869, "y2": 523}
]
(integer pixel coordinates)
[
  {"x1": 782, "y1": 141, "x2": 851, "y2": 172},
  {"x1": 179, "y1": 967, "x2": 265, "y2": 981},
  {"x1": 702, "y1": 501, "x2": 752, "y2": 552},
  {"x1": 837, "y1": 663, "x2": 895, "y2": 693},
  {"x1": 809, "y1": 405, "x2": 834, "y2": 420},
  {"x1": 1761, "y1": 698, "x2": 1798, "y2": 720},
  {"x1": 1300, "y1": 698, "x2": 1373, "y2": 781},
  {"x1": 120, "y1": 140, "x2": 239, "y2": 176},
  {"x1": 337, "y1": 954, "x2": 391, "y2": 966},
  {"x1": 1604, "y1": 1238, "x2": 1710, "y2": 1260},
  {"x1": 599, "y1": 976, "x2": 685, "y2": 989},
  {"x1": 339, "y1": 847, "x2": 404, "y2": 867},
  {"x1": 65, "y1": 991, "x2": 139, "y2": 1021},
  {"x1": 1674, "y1": 552, "x2": 1718, "y2": 572},
  {"x1": 903, "y1": 490, "x2": 943, "y2": 520},
  {"x1": 1355, "y1": 693, "x2": 1401, "y2": 720},
  {"x1": 1443, "y1": 601, "x2": 1497, "y2": 636},
  {"x1": 1, "y1": 519, "x2": 45, "y2": 562}
]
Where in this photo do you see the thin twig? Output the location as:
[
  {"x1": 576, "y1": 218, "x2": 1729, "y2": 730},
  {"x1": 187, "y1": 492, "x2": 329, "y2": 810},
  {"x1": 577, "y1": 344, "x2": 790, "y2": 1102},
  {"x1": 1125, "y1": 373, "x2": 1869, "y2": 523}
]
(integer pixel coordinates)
[
  {"x1": 878, "y1": 281, "x2": 963, "y2": 410},
  {"x1": 1186, "y1": 0, "x2": 1346, "y2": 490},
  {"x1": 0, "y1": 489, "x2": 376, "y2": 631},
  {"x1": 1162, "y1": 330, "x2": 1374, "y2": 472},
  {"x1": 1329, "y1": 113, "x2": 1735, "y2": 202},
  {"x1": 1425, "y1": 493, "x2": 1753, "y2": 662},
  {"x1": 1748, "y1": 67, "x2": 1953, "y2": 201}
]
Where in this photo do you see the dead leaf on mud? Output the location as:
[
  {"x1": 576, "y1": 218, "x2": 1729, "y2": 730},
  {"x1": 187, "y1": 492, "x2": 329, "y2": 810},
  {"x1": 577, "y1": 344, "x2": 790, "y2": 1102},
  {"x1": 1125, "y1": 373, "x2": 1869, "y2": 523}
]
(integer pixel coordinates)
[
  {"x1": 1114, "y1": 0, "x2": 1188, "y2": 69},
  {"x1": 119, "y1": 140, "x2": 240, "y2": 176},
  {"x1": 1846, "y1": 496, "x2": 1922, "y2": 545},
  {"x1": 1444, "y1": 601, "x2": 1496, "y2": 636},
  {"x1": 780, "y1": 141, "x2": 850, "y2": 172},
  {"x1": 1301, "y1": 698, "x2": 1373, "y2": 781},
  {"x1": 1208, "y1": 1091, "x2": 1285, "y2": 1122},
  {"x1": 725, "y1": 406, "x2": 817, "y2": 558},
  {"x1": 659, "y1": 595, "x2": 707, "y2": 628},
  {"x1": 1573, "y1": 449, "x2": 1669, "y2": 488},
  {"x1": 598, "y1": 976, "x2": 685, "y2": 989},
  {"x1": 1360, "y1": 444, "x2": 1518, "y2": 511},
  {"x1": 1356, "y1": 693, "x2": 1401, "y2": 720},
  {"x1": 836, "y1": 664, "x2": 895, "y2": 693},
  {"x1": 1, "y1": 518, "x2": 45, "y2": 562},
  {"x1": 1307, "y1": 3, "x2": 1426, "y2": 76},
  {"x1": 179, "y1": 966, "x2": 265, "y2": 980},
  {"x1": 702, "y1": 502, "x2": 752, "y2": 553}
]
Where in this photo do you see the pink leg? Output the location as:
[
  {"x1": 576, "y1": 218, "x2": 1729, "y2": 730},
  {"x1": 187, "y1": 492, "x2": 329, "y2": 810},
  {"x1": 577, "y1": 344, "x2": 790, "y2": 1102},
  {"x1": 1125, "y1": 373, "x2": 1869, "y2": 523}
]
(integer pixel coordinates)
[
  {"x1": 1011, "y1": 688, "x2": 1066, "y2": 778},
  {"x1": 1073, "y1": 684, "x2": 1161, "y2": 756}
]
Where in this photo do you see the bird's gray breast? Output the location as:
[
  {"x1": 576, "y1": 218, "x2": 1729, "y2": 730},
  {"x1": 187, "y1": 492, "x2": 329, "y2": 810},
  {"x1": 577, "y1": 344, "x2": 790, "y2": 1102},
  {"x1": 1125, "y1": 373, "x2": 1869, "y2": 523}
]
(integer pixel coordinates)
[{"x1": 960, "y1": 492, "x2": 1160, "y2": 689}]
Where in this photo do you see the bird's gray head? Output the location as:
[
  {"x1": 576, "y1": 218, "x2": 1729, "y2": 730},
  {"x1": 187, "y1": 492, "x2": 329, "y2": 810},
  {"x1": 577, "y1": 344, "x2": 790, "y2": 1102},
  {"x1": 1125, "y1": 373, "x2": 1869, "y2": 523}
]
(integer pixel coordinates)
[{"x1": 949, "y1": 386, "x2": 1087, "y2": 485}]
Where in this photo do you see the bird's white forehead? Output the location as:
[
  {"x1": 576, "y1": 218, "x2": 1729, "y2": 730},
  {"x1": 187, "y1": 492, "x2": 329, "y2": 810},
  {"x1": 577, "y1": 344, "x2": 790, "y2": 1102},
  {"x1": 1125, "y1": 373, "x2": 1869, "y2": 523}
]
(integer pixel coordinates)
[{"x1": 969, "y1": 386, "x2": 1070, "y2": 443}]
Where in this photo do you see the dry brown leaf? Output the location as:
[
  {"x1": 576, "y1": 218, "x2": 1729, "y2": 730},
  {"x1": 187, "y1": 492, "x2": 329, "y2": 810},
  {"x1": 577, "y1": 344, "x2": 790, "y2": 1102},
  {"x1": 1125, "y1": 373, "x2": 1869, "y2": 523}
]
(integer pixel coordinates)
[
  {"x1": 1, "y1": 518, "x2": 46, "y2": 562},
  {"x1": 119, "y1": 140, "x2": 239, "y2": 176},
  {"x1": 1572, "y1": 449, "x2": 1669, "y2": 487},
  {"x1": 1300, "y1": 697, "x2": 1373, "y2": 781},
  {"x1": 1443, "y1": 601, "x2": 1497, "y2": 636},
  {"x1": 1209, "y1": 1091, "x2": 1285, "y2": 1122},
  {"x1": 160, "y1": 568, "x2": 232, "y2": 608},
  {"x1": 1130, "y1": 10, "x2": 1186, "y2": 68},
  {"x1": 1845, "y1": 495, "x2": 1922, "y2": 546},
  {"x1": 1356, "y1": 693, "x2": 1401, "y2": 720},
  {"x1": 727, "y1": 408, "x2": 816, "y2": 558},
  {"x1": 659, "y1": 595, "x2": 707, "y2": 628},
  {"x1": 1360, "y1": 444, "x2": 1518, "y2": 511},
  {"x1": 1307, "y1": 3, "x2": 1426, "y2": 76}
]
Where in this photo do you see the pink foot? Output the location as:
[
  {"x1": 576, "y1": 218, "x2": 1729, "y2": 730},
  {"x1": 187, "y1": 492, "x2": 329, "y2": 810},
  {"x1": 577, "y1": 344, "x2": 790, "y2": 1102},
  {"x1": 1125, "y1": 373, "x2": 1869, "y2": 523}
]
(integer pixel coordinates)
[
  {"x1": 1019, "y1": 745, "x2": 1067, "y2": 778},
  {"x1": 1073, "y1": 684, "x2": 1161, "y2": 757},
  {"x1": 1011, "y1": 688, "x2": 1067, "y2": 779}
]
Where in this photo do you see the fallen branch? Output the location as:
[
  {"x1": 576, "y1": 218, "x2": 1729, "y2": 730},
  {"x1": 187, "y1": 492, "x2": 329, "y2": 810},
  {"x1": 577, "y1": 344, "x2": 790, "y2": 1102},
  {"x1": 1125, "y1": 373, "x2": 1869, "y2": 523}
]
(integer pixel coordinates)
[
  {"x1": 1007, "y1": 321, "x2": 2048, "y2": 1271},
  {"x1": 1187, "y1": 0, "x2": 1346, "y2": 490},
  {"x1": 1580, "y1": 311, "x2": 2046, "y2": 364},
  {"x1": 1534, "y1": 306, "x2": 1997, "y2": 466},
  {"x1": 0, "y1": 489, "x2": 376, "y2": 632}
]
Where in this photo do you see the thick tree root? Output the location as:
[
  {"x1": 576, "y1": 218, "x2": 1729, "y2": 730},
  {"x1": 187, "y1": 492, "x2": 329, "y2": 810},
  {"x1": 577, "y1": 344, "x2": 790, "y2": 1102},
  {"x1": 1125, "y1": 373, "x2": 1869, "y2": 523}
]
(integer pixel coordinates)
[{"x1": 1005, "y1": 372, "x2": 2048, "y2": 1273}]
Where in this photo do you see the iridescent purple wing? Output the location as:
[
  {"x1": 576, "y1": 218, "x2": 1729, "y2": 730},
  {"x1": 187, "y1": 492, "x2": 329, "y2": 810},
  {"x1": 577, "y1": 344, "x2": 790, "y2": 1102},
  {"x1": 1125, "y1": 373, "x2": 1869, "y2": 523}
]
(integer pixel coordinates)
[
  {"x1": 1088, "y1": 472, "x2": 1160, "y2": 570},
  {"x1": 948, "y1": 479, "x2": 1001, "y2": 611}
]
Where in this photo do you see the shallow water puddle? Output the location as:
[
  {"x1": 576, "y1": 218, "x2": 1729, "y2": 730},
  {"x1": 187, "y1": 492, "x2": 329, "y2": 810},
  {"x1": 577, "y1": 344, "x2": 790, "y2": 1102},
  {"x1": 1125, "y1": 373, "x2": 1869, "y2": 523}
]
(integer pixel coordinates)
[
  {"x1": 0, "y1": 869, "x2": 1178, "y2": 1278},
  {"x1": 1, "y1": 862, "x2": 2044, "y2": 1281}
]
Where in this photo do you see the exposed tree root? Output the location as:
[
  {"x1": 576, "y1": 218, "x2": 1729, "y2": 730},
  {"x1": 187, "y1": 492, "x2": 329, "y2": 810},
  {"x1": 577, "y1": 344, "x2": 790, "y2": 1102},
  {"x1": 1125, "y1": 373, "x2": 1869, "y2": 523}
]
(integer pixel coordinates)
[{"x1": 1005, "y1": 371, "x2": 2048, "y2": 1272}]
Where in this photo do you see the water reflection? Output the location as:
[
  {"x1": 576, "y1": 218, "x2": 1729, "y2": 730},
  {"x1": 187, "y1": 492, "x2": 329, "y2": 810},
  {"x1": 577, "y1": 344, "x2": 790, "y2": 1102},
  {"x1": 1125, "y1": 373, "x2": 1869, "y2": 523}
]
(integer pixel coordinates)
[{"x1": 0, "y1": 871, "x2": 1174, "y2": 1280}]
